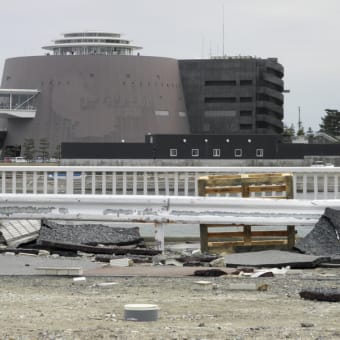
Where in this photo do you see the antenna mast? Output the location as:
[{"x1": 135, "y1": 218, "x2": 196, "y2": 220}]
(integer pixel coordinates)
[{"x1": 298, "y1": 106, "x2": 302, "y2": 130}]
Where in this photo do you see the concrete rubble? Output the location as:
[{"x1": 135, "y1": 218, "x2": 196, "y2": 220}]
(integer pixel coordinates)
[{"x1": 224, "y1": 250, "x2": 330, "y2": 268}]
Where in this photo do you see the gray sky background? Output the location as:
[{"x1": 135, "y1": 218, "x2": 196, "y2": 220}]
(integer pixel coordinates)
[{"x1": 0, "y1": 0, "x2": 339, "y2": 132}]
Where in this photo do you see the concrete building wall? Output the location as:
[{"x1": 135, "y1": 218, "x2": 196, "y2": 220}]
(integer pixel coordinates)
[
  {"x1": 1, "y1": 55, "x2": 189, "y2": 153},
  {"x1": 179, "y1": 58, "x2": 284, "y2": 135}
]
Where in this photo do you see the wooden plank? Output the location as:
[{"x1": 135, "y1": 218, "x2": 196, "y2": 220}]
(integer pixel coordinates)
[
  {"x1": 208, "y1": 230, "x2": 289, "y2": 238},
  {"x1": 243, "y1": 225, "x2": 251, "y2": 244},
  {"x1": 287, "y1": 225, "x2": 296, "y2": 248},
  {"x1": 208, "y1": 239, "x2": 288, "y2": 247},
  {"x1": 204, "y1": 186, "x2": 242, "y2": 194},
  {"x1": 248, "y1": 184, "x2": 287, "y2": 192},
  {"x1": 200, "y1": 224, "x2": 209, "y2": 253}
]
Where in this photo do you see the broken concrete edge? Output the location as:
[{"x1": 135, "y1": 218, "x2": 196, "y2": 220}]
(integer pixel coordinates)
[{"x1": 35, "y1": 267, "x2": 83, "y2": 276}]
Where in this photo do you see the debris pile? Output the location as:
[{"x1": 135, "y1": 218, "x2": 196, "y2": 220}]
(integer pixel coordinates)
[{"x1": 0, "y1": 219, "x2": 161, "y2": 261}]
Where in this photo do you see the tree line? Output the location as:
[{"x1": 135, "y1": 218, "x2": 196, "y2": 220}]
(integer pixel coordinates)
[
  {"x1": 283, "y1": 109, "x2": 340, "y2": 138},
  {"x1": 22, "y1": 137, "x2": 61, "y2": 161}
]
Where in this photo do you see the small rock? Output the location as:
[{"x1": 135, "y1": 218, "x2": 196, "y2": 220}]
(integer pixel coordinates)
[
  {"x1": 301, "y1": 322, "x2": 314, "y2": 328},
  {"x1": 152, "y1": 254, "x2": 167, "y2": 265},
  {"x1": 257, "y1": 284, "x2": 269, "y2": 291},
  {"x1": 209, "y1": 257, "x2": 225, "y2": 267},
  {"x1": 192, "y1": 249, "x2": 202, "y2": 257},
  {"x1": 38, "y1": 250, "x2": 50, "y2": 256}
]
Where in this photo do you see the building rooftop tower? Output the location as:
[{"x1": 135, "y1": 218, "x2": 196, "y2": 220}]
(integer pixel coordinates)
[{"x1": 42, "y1": 31, "x2": 142, "y2": 56}]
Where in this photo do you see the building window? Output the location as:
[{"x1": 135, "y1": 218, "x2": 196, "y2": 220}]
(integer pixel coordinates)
[
  {"x1": 205, "y1": 80, "x2": 236, "y2": 86},
  {"x1": 240, "y1": 124, "x2": 252, "y2": 130},
  {"x1": 240, "y1": 97, "x2": 252, "y2": 103},
  {"x1": 240, "y1": 80, "x2": 253, "y2": 86},
  {"x1": 213, "y1": 149, "x2": 221, "y2": 157},
  {"x1": 204, "y1": 97, "x2": 236, "y2": 103},
  {"x1": 170, "y1": 149, "x2": 177, "y2": 157},
  {"x1": 234, "y1": 149, "x2": 242, "y2": 157},
  {"x1": 256, "y1": 149, "x2": 264, "y2": 157},
  {"x1": 240, "y1": 110, "x2": 252, "y2": 117},
  {"x1": 192, "y1": 149, "x2": 199, "y2": 157}
]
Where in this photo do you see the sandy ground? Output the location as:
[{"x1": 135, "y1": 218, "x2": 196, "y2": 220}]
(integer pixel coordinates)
[{"x1": 1, "y1": 259, "x2": 340, "y2": 340}]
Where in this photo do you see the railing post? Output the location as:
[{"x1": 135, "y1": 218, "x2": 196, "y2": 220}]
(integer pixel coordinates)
[
  {"x1": 66, "y1": 171, "x2": 74, "y2": 194},
  {"x1": 154, "y1": 223, "x2": 165, "y2": 252}
]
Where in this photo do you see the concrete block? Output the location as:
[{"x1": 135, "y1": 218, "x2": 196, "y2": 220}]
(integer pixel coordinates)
[
  {"x1": 35, "y1": 267, "x2": 83, "y2": 276},
  {"x1": 96, "y1": 282, "x2": 119, "y2": 288},
  {"x1": 73, "y1": 277, "x2": 87, "y2": 284},
  {"x1": 227, "y1": 282, "x2": 258, "y2": 291},
  {"x1": 209, "y1": 257, "x2": 225, "y2": 267},
  {"x1": 18, "y1": 252, "x2": 37, "y2": 257},
  {"x1": 194, "y1": 280, "x2": 213, "y2": 290},
  {"x1": 38, "y1": 250, "x2": 50, "y2": 256},
  {"x1": 109, "y1": 258, "x2": 133, "y2": 267},
  {"x1": 165, "y1": 259, "x2": 183, "y2": 267}
]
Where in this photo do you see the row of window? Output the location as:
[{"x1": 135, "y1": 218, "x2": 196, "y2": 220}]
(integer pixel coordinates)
[
  {"x1": 169, "y1": 148, "x2": 264, "y2": 158},
  {"x1": 204, "y1": 97, "x2": 252, "y2": 103},
  {"x1": 205, "y1": 80, "x2": 253, "y2": 86}
]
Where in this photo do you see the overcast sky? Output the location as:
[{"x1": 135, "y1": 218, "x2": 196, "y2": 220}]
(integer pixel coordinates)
[{"x1": 0, "y1": 0, "x2": 339, "y2": 132}]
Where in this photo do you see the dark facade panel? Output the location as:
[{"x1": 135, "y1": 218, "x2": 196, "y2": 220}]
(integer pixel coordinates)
[
  {"x1": 62, "y1": 142, "x2": 154, "y2": 159},
  {"x1": 179, "y1": 58, "x2": 284, "y2": 136},
  {"x1": 277, "y1": 144, "x2": 340, "y2": 159}
]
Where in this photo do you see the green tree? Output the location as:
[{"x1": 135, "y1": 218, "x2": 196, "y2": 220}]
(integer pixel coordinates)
[
  {"x1": 22, "y1": 138, "x2": 35, "y2": 161},
  {"x1": 306, "y1": 127, "x2": 314, "y2": 137},
  {"x1": 283, "y1": 123, "x2": 295, "y2": 137},
  {"x1": 38, "y1": 137, "x2": 49, "y2": 161},
  {"x1": 296, "y1": 125, "x2": 305, "y2": 136},
  {"x1": 319, "y1": 109, "x2": 340, "y2": 136}
]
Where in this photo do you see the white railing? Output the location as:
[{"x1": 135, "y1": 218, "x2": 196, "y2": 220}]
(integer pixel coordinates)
[
  {"x1": 0, "y1": 194, "x2": 336, "y2": 250},
  {"x1": 1, "y1": 165, "x2": 340, "y2": 199}
]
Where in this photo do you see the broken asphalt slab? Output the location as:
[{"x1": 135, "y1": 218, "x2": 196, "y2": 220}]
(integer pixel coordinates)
[
  {"x1": 295, "y1": 207, "x2": 340, "y2": 256},
  {"x1": 224, "y1": 250, "x2": 330, "y2": 268},
  {"x1": 37, "y1": 220, "x2": 143, "y2": 246}
]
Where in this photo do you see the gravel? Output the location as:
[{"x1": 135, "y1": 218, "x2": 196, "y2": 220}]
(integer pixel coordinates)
[{"x1": 1, "y1": 265, "x2": 340, "y2": 339}]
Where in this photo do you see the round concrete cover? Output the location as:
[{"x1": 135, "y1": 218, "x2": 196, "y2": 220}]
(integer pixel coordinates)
[{"x1": 124, "y1": 304, "x2": 160, "y2": 321}]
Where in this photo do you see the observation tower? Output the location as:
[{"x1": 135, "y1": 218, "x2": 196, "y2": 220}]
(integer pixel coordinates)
[{"x1": 42, "y1": 32, "x2": 142, "y2": 56}]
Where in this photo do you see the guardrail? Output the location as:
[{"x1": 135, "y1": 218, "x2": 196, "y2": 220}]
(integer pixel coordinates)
[
  {"x1": 0, "y1": 165, "x2": 340, "y2": 199},
  {"x1": 0, "y1": 194, "x2": 336, "y2": 250}
]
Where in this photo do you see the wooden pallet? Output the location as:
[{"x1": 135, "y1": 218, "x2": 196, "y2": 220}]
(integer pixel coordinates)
[{"x1": 198, "y1": 173, "x2": 295, "y2": 252}]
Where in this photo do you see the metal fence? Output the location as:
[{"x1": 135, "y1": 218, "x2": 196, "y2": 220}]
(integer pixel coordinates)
[{"x1": 1, "y1": 165, "x2": 340, "y2": 199}]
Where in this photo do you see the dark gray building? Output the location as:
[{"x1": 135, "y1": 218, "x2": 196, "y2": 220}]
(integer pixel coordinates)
[
  {"x1": 0, "y1": 32, "x2": 284, "y2": 156},
  {"x1": 179, "y1": 57, "x2": 284, "y2": 135}
]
